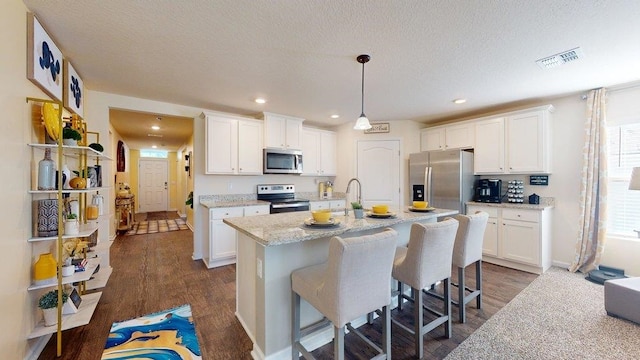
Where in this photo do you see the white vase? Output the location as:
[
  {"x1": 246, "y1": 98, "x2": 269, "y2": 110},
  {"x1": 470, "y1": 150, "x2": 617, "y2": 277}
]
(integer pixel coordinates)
[
  {"x1": 63, "y1": 138, "x2": 77, "y2": 146},
  {"x1": 43, "y1": 308, "x2": 58, "y2": 327},
  {"x1": 64, "y1": 219, "x2": 80, "y2": 235}
]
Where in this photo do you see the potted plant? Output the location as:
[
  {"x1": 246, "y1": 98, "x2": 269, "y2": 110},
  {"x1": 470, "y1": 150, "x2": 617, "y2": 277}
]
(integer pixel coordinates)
[
  {"x1": 185, "y1": 191, "x2": 193, "y2": 209},
  {"x1": 62, "y1": 127, "x2": 82, "y2": 146},
  {"x1": 38, "y1": 290, "x2": 68, "y2": 326},
  {"x1": 64, "y1": 213, "x2": 79, "y2": 235},
  {"x1": 351, "y1": 202, "x2": 364, "y2": 219}
]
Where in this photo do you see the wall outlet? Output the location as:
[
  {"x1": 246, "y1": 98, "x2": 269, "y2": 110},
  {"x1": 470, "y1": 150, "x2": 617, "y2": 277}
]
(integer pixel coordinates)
[{"x1": 256, "y1": 258, "x2": 263, "y2": 279}]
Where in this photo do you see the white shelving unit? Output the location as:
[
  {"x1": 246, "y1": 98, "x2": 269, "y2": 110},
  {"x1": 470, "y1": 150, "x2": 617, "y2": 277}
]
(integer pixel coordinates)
[
  {"x1": 27, "y1": 292, "x2": 102, "y2": 339},
  {"x1": 27, "y1": 257, "x2": 101, "y2": 291}
]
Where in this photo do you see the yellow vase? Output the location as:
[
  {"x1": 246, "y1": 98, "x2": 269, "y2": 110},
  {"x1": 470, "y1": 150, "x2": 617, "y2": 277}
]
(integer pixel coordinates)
[{"x1": 34, "y1": 253, "x2": 57, "y2": 285}]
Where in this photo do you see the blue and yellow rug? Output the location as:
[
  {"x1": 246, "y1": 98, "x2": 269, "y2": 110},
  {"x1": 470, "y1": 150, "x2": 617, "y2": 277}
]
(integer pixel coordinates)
[{"x1": 101, "y1": 304, "x2": 202, "y2": 359}]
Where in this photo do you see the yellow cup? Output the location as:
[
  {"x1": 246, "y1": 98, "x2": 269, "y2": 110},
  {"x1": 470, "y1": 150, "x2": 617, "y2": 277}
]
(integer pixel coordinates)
[
  {"x1": 372, "y1": 205, "x2": 389, "y2": 214},
  {"x1": 412, "y1": 201, "x2": 428, "y2": 209},
  {"x1": 87, "y1": 205, "x2": 99, "y2": 220},
  {"x1": 311, "y1": 209, "x2": 331, "y2": 223}
]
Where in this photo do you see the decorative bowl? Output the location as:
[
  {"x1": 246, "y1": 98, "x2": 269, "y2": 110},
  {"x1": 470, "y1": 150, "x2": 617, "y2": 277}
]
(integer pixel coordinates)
[
  {"x1": 311, "y1": 209, "x2": 331, "y2": 223},
  {"x1": 372, "y1": 204, "x2": 389, "y2": 214},
  {"x1": 412, "y1": 201, "x2": 428, "y2": 209}
]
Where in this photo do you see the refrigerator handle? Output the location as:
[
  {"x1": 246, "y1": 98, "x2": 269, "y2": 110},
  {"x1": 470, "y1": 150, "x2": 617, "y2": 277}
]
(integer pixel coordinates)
[{"x1": 425, "y1": 166, "x2": 432, "y2": 204}]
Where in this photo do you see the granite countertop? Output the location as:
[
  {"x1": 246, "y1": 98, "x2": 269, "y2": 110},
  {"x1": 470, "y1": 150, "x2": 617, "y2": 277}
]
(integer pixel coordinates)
[
  {"x1": 466, "y1": 197, "x2": 554, "y2": 210},
  {"x1": 223, "y1": 208, "x2": 458, "y2": 246}
]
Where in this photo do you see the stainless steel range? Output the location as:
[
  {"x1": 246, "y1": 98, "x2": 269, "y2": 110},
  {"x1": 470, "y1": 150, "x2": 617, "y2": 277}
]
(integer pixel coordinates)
[{"x1": 257, "y1": 184, "x2": 310, "y2": 214}]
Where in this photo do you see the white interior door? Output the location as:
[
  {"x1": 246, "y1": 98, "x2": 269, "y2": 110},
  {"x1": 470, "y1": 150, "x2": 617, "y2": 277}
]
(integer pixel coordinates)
[
  {"x1": 138, "y1": 159, "x2": 168, "y2": 213},
  {"x1": 357, "y1": 140, "x2": 401, "y2": 211}
]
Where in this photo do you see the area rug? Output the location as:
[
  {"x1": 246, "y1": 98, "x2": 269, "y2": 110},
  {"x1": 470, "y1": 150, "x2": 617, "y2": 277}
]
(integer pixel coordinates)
[
  {"x1": 445, "y1": 267, "x2": 640, "y2": 359},
  {"x1": 101, "y1": 304, "x2": 201, "y2": 359},
  {"x1": 125, "y1": 219, "x2": 189, "y2": 236}
]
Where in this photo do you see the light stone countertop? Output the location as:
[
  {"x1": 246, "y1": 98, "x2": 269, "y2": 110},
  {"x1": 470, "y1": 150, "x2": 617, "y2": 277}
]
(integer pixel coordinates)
[
  {"x1": 224, "y1": 208, "x2": 458, "y2": 246},
  {"x1": 466, "y1": 197, "x2": 554, "y2": 210}
]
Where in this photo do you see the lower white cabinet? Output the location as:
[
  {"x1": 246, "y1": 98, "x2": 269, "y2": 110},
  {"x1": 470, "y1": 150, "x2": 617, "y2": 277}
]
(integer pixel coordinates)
[
  {"x1": 204, "y1": 204, "x2": 270, "y2": 269},
  {"x1": 309, "y1": 199, "x2": 346, "y2": 212},
  {"x1": 467, "y1": 204, "x2": 552, "y2": 274}
]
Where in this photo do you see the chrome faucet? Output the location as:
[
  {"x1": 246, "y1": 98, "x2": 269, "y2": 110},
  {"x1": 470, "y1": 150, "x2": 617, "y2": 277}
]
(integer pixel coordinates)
[{"x1": 345, "y1": 177, "x2": 362, "y2": 216}]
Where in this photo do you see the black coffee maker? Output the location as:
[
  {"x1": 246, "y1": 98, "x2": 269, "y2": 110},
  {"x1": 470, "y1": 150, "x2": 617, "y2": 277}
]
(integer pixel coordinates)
[{"x1": 474, "y1": 179, "x2": 502, "y2": 203}]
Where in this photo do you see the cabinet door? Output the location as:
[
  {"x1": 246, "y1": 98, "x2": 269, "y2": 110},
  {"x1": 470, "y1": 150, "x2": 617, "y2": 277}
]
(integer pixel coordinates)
[
  {"x1": 501, "y1": 219, "x2": 540, "y2": 266},
  {"x1": 445, "y1": 123, "x2": 474, "y2": 149},
  {"x1": 329, "y1": 200, "x2": 346, "y2": 212},
  {"x1": 421, "y1": 128, "x2": 444, "y2": 151},
  {"x1": 264, "y1": 114, "x2": 287, "y2": 149},
  {"x1": 320, "y1": 131, "x2": 337, "y2": 176},
  {"x1": 238, "y1": 120, "x2": 263, "y2": 174},
  {"x1": 506, "y1": 111, "x2": 549, "y2": 173},
  {"x1": 474, "y1": 118, "x2": 505, "y2": 174},
  {"x1": 285, "y1": 119, "x2": 303, "y2": 149},
  {"x1": 206, "y1": 116, "x2": 238, "y2": 174},
  {"x1": 483, "y1": 217, "x2": 499, "y2": 256},
  {"x1": 210, "y1": 207, "x2": 243, "y2": 260},
  {"x1": 301, "y1": 129, "x2": 321, "y2": 176},
  {"x1": 244, "y1": 205, "x2": 270, "y2": 217}
]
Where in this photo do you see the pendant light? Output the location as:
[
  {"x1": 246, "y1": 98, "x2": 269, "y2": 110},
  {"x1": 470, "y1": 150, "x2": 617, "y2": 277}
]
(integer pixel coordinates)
[{"x1": 353, "y1": 54, "x2": 372, "y2": 130}]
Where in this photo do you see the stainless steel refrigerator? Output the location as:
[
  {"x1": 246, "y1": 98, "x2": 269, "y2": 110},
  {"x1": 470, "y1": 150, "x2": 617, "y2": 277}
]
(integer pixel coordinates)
[{"x1": 409, "y1": 149, "x2": 476, "y2": 214}]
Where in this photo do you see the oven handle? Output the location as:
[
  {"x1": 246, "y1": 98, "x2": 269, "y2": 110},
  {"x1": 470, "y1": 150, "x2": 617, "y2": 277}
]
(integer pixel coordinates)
[{"x1": 271, "y1": 202, "x2": 309, "y2": 209}]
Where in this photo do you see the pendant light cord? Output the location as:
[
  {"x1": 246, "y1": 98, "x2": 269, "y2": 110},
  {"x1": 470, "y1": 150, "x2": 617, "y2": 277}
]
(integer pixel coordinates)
[{"x1": 361, "y1": 61, "x2": 365, "y2": 116}]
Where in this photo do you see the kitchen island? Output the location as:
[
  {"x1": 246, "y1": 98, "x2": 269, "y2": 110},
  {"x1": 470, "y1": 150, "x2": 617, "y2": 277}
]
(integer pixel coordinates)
[{"x1": 224, "y1": 208, "x2": 458, "y2": 360}]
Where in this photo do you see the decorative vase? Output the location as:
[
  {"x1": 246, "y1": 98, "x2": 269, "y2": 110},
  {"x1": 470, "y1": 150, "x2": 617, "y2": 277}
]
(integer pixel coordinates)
[
  {"x1": 42, "y1": 307, "x2": 58, "y2": 327},
  {"x1": 64, "y1": 219, "x2": 80, "y2": 235},
  {"x1": 37, "y1": 148, "x2": 56, "y2": 190},
  {"x1": 63, "y1": 138, "x2": 77, "y2": 146},
  {"x1": 62, "y1": 164, "x2": 71, "y2": 189},
  {"x1": 34, "y1": 199, "x2": 58, "y2": 237},
  {"x1": 354, "y1": 209, "x2": 364, "y2": 219},
  {"x1": 34, "y1": 253, "x2": 57, "y2": 285},
  {"x1": 61, "y1": 264, "x2": 75, "y2": 277}
]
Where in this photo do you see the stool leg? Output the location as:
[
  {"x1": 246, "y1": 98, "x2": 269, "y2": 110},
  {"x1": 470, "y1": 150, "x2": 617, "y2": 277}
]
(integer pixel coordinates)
[
  {"x1": 292, "y1": 291, "x2": 301, "y2": 360},
  {"x1": 444, "y1": 278, "x2": 452, "y2": 339},
  {"x1": 397, "y1": 281, "x2": 404, "y2": 310},
  {"x1": 476, "y1": 260, "x2": 482, "y2": 309},
  {"x1": 334, "y1": 325, "x2": 345, "y2": 360},
  {"x1": 382, "y1": 305, "x2": 391, "y2": 359},
  {"x1": 458, "y1": 266, "x2": 466, "y2": 323},
  {"x1": 414, "y1": 287, "x2": 423, "y2": 359}
]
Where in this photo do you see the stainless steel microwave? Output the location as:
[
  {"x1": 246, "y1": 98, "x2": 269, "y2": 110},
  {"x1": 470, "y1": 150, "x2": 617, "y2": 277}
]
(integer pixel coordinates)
[{"x1": 263, "y1": 148, "x2": 303, "y2": 174}]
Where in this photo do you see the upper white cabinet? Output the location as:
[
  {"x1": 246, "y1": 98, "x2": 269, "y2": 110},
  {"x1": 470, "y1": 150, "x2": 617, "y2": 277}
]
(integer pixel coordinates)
[
  {"x1": 204, "y1": 112, "x2": 263, "y2": 175},
  {"x1": 301, "y1": 128, "x2": 337, "y2": 176},
  {"x1": 474, "y1": 105, "x2": 553, "y2": 174},
  {"x1": 262, "y1": 112, "x2": 304, "y2": 150},
  {"x1": 420, "y1": 122, "x2": 474, "y2": 151}
]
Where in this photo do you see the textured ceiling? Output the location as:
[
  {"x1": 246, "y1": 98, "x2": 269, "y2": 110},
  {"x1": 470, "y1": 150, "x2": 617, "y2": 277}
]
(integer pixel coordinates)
[{"x1": 23, "y1": 0, "x2": 640, "y2": 150}]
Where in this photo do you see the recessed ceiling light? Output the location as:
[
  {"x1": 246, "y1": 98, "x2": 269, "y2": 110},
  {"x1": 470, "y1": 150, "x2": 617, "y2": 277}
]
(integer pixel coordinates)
[
  {"x1": 255, "y1": 98, "x2": 266, "y2": 104},
  {"x1": 453, "y1": 98, "x2": 467, "y2": 104},
  {"x1": 152, "y1": 145, "x2": 157, "y2": 149},
  {"x1": 331, "y1": 114, "x2": 340, "y2": 119},
  {"x1": 151, "y1": 125, "x2": 160, "y2": 130}
]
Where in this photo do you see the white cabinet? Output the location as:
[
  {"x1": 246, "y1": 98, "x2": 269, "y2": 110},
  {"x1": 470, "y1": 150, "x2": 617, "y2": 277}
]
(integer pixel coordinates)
[
  {"x1": 309, "y1": 199, "x2": 346, "y2": 212},
  {"x1": 474, "y1": 106, "x2": 553, "y2": 175},
  {"x1": 467, "y1": 204, "x2": 552, "y2": 274},
  {"x1": 262, "y1": 112, "x2": 304, "y2": 150},
  {"x1": 204, "y1": 112, "x2": 263, "y2": 175},
  {"x1": 474, "y1": 118, "x2": 505, "y2": 173},
  {"x1": 205, "y1": 204, "x2": 269, "y2": 269},
  {"x1": 421, "y1": 123, "x2": 474, "y2": 151},
  {"x1": 301, "y1": 128, "x2": 337, "y2": 176}
]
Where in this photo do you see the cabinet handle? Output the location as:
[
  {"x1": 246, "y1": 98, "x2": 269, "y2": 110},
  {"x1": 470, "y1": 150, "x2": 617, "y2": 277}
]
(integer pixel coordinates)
[{"x1": 239, "y1": 168, "x2": 243, "y2": 171}]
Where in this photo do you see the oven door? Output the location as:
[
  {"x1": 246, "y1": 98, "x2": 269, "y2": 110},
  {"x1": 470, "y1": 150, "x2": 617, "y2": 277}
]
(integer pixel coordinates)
[{"x1": 270, "y1": 201, "x2": 310, "y2": 213}]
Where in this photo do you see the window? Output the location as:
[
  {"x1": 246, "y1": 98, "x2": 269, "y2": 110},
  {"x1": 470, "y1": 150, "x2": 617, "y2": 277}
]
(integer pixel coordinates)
[
  {"x1": 607, "y1": 122, "x2": 640, "y2": 237},
  {"x1": 140, "y1": 149, "x2": 168, "y2": 158}
]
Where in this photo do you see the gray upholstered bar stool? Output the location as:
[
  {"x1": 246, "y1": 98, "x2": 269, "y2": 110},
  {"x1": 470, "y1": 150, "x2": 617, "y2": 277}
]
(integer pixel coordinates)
[
  {"x1": 291, "y1": 228, "x2": 398, "y2": 360},
  {"x1": 451, "y1": 212, "x2": 489, "y2": 323},
  {"x1": 391, "y1": 219, "x2": 459, "y2": 359}
]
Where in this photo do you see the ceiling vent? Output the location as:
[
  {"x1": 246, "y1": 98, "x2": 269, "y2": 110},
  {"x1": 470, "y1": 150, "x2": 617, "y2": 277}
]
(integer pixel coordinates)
[
  {"x1": 147, "y1": 134, "x2": 164, "y2": 137},
  {"x1": 536, "y1": 47, "x2": 584, "y2": 69}
]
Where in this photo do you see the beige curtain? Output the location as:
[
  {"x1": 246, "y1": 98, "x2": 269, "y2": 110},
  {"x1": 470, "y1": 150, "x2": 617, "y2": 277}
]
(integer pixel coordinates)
[{"x1": 569, "y1": 88, "x2": 608, "y2": 273}]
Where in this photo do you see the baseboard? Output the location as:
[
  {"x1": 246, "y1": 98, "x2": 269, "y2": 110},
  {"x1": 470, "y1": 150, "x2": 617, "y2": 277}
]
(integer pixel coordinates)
[
  {"x1": 24, "y1": 334, "x2": 52, "y2": 360},
  {"x1": 552, "y1": 260, "x2": 571, "y2": 269}
]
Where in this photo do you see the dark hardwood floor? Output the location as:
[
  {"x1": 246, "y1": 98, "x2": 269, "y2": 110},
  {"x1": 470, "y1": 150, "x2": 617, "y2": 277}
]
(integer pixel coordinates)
[{"x1": 38, "y1": 213, "x2": 537, "y2": 359}]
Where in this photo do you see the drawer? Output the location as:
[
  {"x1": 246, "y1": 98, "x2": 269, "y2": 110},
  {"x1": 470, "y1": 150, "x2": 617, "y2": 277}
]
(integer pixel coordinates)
[
  {"x1": 329, "y1": 200, "x2": 346, "y2": 210},
  {"x1": 244, "y1": 205, "x2": 270, "y2": 217},
  {"x1": 309, "y1": 201, "x2": 329, "y2": 210},
  {"x1": 467, "y1": 206, "x2": 498, "y2": 218},
  {"x1": 502, "y1": 208, "x2": 539, "y2": 222},
  {"x1": 210, "y1": 207, "x2": 244, "y2": 220}
]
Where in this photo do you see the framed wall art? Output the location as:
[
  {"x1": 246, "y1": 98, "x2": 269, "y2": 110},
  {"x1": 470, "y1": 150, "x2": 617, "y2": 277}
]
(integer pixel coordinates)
[
  {"x1": 63, "y1": 60, "x2": 84, "y2": 118},
  {"x1": 27, "y1": 13, "x2": 64, "y2": 102},
  {"x1": 364, "y1": 122, "x2": 390, "y2": 134}
]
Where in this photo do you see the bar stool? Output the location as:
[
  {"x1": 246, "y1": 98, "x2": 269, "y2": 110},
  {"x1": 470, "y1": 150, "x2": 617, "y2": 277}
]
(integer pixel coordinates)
[
  {"x1": 450, "y1": 212, "x2": 489, "y2": 323},
  {"x1": 291, "y1": 228, "x2": 398, "y2": 360},
  {"x1": 391, "y1": 219, "x2": 459, "y2": 359}
]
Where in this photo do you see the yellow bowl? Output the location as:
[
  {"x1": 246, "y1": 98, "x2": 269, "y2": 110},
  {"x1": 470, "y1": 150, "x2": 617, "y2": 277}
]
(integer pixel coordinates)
[
  {"x1": 372, "y1": 204, "x2": 389, "y2": 214},
  {"x1": 412, "y1": 201, "x2": 428, "y2": 209},
  {"x1": 311, "y1": 209, "x2": 331, "y2": 223}
]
